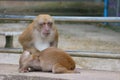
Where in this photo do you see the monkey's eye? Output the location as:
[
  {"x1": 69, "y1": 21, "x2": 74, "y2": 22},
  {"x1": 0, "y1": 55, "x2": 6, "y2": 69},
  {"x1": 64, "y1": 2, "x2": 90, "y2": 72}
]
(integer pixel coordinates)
[
  {"x1": 47, "y1": 22, "x2": 53, "y2": 26},
  {"x1": 39, "y1": 22, "x2": 52, "y2": 26},
  {"x1": 39, "y1": 22, "x2": 46, "y2": 26}
]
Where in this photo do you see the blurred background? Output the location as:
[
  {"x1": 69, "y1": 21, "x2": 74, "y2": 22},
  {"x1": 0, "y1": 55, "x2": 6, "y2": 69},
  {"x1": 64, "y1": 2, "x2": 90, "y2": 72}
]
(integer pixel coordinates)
[
  {"x1": 0, "y1": 0, "x2": 120, "y2": 30},
  {"x1": 0, "y1": 0, "x2": 120, "y2": 71},
  {"x1": 0, "y1": 0, "x2": 104, "y2": 16}
]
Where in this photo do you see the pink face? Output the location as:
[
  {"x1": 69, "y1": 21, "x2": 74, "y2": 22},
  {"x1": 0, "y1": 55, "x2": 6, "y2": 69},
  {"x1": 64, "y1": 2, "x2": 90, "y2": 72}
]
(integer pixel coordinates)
[
  {"x1": 34, "y1": 14, "x2": 54, "y2": 37},
  {"x1": 40, "y1": 22, "x2": 53, "y2": 36}
]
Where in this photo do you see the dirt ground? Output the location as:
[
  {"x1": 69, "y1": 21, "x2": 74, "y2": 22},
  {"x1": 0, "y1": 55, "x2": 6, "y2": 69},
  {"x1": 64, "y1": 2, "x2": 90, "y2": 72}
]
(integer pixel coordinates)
[
  {"x1": 0, "y1": 23, "x2": 120, "y2": 71},
  {"x1": 0, "y1": 23, "x2": 120, "y2": 53}
]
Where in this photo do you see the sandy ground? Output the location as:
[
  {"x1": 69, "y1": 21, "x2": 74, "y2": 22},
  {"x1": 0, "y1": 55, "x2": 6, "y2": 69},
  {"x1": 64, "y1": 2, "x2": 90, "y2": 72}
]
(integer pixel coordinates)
[{"x1": 0, "y1": 23, "x2": 120, "y2": 71}]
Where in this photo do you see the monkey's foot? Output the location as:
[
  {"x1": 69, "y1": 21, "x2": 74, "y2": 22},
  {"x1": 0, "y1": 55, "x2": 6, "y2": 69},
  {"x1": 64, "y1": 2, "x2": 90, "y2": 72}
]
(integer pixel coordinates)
[
  {"x1": 52, "y1": 63, "x2": 75, "y2": 74},
  {"x1": 19, "y1": 68, "x2": 29, "y2": 73}
]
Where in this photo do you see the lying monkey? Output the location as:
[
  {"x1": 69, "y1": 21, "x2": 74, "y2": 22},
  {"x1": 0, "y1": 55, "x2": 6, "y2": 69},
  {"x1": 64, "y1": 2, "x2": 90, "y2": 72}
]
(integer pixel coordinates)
[{"x1": 19, "y1": 47, "x2": 78, "y2": 73}]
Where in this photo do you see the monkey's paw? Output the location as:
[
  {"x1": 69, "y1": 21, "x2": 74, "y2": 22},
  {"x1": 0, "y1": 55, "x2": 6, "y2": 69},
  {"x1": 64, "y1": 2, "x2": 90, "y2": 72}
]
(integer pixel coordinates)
[{"x1": 19, "y1": 68, "x2": 29, "y2": 73}]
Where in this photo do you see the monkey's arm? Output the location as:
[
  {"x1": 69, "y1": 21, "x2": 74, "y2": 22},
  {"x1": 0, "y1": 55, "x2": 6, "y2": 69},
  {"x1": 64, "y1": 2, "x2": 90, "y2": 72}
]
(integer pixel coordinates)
[
  {"x1": 19, "y1": 23, "x2": 33, "y2": 50},
  {"x1": 50, "y1": 29, "x2": 59, "y2": 47}
]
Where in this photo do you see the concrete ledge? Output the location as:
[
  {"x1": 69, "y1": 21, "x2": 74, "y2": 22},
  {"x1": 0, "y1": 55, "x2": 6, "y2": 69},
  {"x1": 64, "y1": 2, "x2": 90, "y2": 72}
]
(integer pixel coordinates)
[
  {"x1": 0, "y1": 64, "x2": 120, "y2": 80},
  {"x1": 0, "y1": 53, "x2": 20, "y2": 64},
  {"x1": 0, "y1": 48, "x2": 120, "y2": 59},
  {"x1": 0, "y1": 53, "x2": 120, "y2": 80}
]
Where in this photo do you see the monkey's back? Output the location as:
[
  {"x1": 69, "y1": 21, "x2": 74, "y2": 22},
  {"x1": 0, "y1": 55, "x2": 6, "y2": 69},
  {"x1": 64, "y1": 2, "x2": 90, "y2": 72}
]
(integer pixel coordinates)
[{"x1": 39, "y1": 47, "x2": 75, "y2": 71}]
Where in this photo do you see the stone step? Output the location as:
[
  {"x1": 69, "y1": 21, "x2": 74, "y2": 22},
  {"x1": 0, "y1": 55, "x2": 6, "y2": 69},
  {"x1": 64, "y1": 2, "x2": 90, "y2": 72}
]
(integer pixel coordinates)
[{"x1": 0, "y1": 64, "x2": 119, "y2": 80}]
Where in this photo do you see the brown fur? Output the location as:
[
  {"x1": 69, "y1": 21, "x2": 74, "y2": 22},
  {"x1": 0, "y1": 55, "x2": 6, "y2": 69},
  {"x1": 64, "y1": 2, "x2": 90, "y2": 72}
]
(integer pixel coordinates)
[
  {"x1": 19, "y1": 47, "x2": 76, "y2": 74},
  {"x1": 19, "y1": 14, "x2": 58, "y2": 50}
]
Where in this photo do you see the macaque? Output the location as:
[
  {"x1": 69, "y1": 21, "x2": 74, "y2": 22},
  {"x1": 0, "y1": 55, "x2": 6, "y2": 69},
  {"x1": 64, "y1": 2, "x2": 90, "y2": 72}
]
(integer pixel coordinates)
[
  {"x1": 19, "y1": 47, "x2": 77, "y2": 74},
  {"x1": 19, "y1": 14, "x2": 58, "y2": 51}
]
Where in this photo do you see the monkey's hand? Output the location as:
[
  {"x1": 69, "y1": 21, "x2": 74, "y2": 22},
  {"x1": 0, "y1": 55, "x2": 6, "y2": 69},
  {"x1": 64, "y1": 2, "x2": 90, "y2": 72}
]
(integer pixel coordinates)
[{"x1": 19, "y1": 68, "x2": 29, "y2": 73}]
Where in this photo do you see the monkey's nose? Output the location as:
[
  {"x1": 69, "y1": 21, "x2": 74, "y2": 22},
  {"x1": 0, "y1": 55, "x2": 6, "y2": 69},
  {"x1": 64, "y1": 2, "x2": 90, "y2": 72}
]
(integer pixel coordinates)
[{"x1": 43, "y1": 30, "x2": 50, "y2": 36}]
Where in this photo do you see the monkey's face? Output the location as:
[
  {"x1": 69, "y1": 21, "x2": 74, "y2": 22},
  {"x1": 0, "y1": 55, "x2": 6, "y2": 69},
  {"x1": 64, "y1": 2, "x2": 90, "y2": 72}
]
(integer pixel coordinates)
[{"x1": 34, "y1": 14, "x2": 54, "y2": 37}]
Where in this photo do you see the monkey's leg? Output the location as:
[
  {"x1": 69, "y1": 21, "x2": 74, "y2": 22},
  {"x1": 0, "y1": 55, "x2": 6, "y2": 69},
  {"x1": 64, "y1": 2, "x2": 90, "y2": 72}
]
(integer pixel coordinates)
[
  {"x1": 19, "y1": 51, "x2": 33, "y2": 73},
  {"x1": 19, "y1": 51, "x2": 30, "y2": 68},
  {"x1": 19, "y1": 60, "x2": 31, "y2": 73},
  {"x1": 19, "y1": 66, "x2": 29, "y2": 73},
  {"x1": 52, "y1": 63, "x2": 75, "y2": 74}
]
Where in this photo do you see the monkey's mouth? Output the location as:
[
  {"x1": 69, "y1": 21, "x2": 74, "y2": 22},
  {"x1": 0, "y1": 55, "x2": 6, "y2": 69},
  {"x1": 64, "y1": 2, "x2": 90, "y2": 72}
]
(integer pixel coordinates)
[{"x1": 43, "y1": 32, "x2": 50, "y2": 36}]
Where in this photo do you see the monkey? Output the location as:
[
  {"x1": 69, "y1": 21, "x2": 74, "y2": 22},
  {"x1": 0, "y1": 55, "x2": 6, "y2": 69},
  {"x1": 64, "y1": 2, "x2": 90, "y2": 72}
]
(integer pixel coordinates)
[
  {"x1": 19, "y1": 47, "x2": 77, "y2": 74},
  {"x1": 18, "y1": 14, "x2": 58, "y2": 51},
  {"x1": 18, "y1": 14, "x2": 58, "y2": 69}
]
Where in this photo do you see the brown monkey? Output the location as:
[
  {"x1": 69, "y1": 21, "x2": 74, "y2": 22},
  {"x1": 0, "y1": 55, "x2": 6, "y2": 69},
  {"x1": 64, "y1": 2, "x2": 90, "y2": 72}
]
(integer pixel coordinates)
[
  {"x1": 19, "y1": 47, "x2": 76, "y2": 74},
  {"x1": 19, "y1": 14, "x2": 58, "y2": 51}
]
